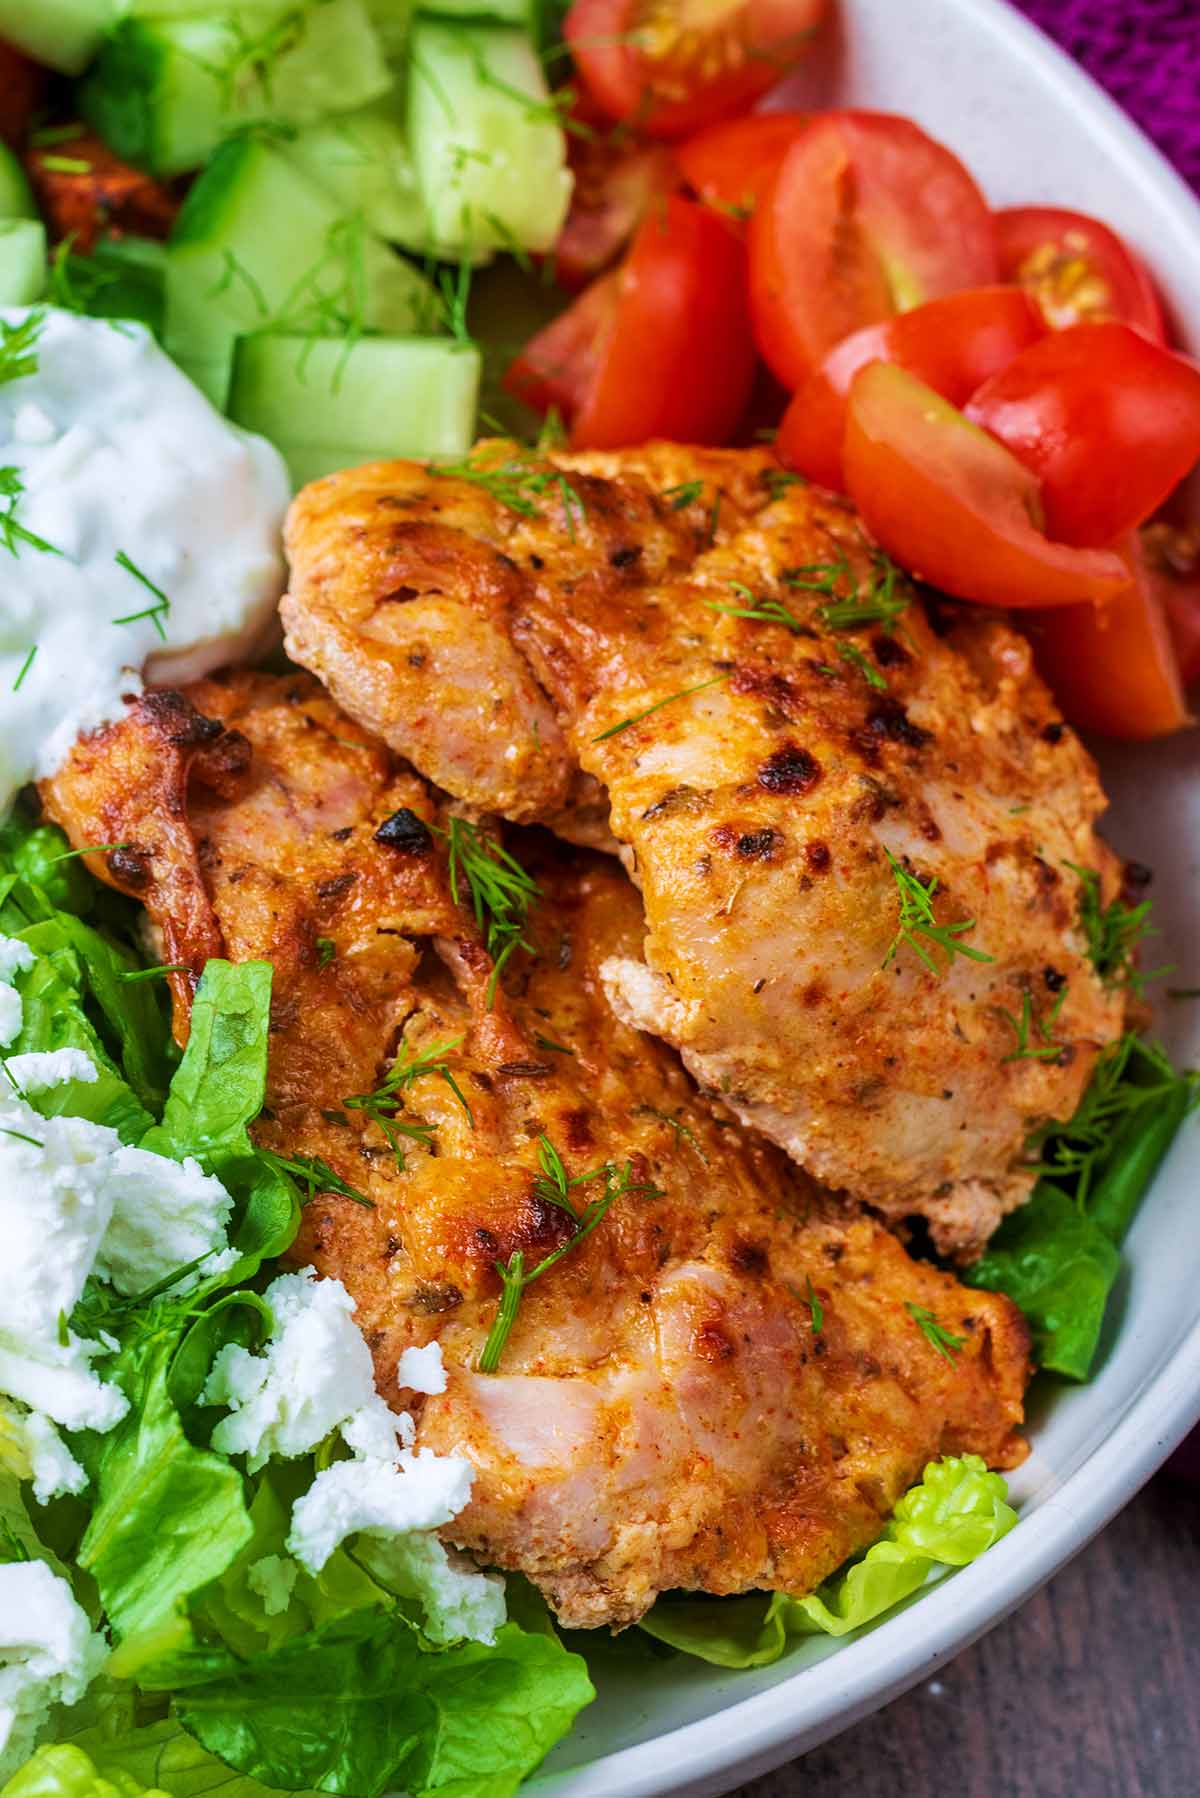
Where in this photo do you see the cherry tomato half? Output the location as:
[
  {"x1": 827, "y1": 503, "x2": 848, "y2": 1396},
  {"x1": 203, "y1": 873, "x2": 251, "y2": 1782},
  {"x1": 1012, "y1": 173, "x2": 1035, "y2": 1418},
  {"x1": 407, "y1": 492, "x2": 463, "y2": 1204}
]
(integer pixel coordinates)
[
  {"x1": 966, "y1": 323, "x2": 1200, "y2": 548},
  {"x1": 749, "y1": 111, "x2": 998, "y2": 390},
  {"x1": 1141, "y1": 522, "x2": 1200, "y2": 684},
  {"x1": 565, "y1": 0, "x2": 827, "y2": 140},
  {"x1": 675, "y1": 110, "x2": 809, "y2": 219},
  {"x1": 841, "y1": 363, "x2": 1131, "y2": 610},
  {"x1": 777, "y1": 286, "x2": 1045, "y2": 491},
  {"x1": 552, "y1": 126, "x2": 677, "y2": 291},
  {"x1": 505, "y1": 195, "x2": 757, "y2": 450},
  {"x1": 995, "y1": 206, "x2": 1165, "y2": 341},
  {"x1": 1026, "y1": 536, "x2": 1191, "y2": 739}
]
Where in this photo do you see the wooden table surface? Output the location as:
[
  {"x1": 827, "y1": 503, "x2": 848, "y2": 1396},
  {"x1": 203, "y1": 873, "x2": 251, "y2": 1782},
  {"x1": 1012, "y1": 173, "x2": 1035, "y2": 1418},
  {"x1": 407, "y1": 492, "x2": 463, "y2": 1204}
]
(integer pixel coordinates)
[{"x1": 732, "y1": 1467, "x2": 1200, "y2": 1798}]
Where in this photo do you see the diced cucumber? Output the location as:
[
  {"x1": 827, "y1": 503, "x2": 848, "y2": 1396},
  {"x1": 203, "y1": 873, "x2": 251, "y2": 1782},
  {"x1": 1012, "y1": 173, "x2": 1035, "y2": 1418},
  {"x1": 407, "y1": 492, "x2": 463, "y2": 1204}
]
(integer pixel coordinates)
[
  {"x1": 0, "y1": 146, "x2": 35, "y2": 222},
  {"x1": 81, "y1": 0, "x2": 392, "y2": 178},
  {"x1": 406, "y1": 19, "x2": 571, "y2": 257},
  {"x1": 0, "y1": 0, "x2": 114, "y2": 74},
  {"x1": 419, "y1": 0, "x2": 534, "y2": 22},
  {"x1": 365, "y1": 0, "x2": 415, "y2": 60},
  {"x1": 281, "y1": 91, "x2": 430, "y2": 248},
  {"x1": 0, "y1": 221, "x2": 46, "y2": 306},
  {"x1": 53, "y1": 236, "x2": 167, "y2": 338},
  {"x1": 228, "y1": 332, "x2": 480, "y2": 485},
  {"x1": 165, "y1": 134, "x2": 437, "y2": 406}
]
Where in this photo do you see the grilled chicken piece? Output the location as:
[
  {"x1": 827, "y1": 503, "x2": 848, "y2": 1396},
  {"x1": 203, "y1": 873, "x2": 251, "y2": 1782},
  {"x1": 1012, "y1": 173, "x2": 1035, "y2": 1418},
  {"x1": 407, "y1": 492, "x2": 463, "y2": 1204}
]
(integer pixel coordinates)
[
  {"x1": 43, "y1": 670, "x2": 1030, "y2": 1629},
  {"x1": 281, "y1": 443, "x2": 1126, "y2": 1254}
]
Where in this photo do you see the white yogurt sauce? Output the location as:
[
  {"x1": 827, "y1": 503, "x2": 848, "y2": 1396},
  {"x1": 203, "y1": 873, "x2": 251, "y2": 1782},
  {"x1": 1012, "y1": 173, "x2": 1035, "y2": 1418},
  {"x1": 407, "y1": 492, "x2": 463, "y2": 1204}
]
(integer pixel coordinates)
[{"x1": 0, "y1": 306, "x2": 290, "y2": 808}]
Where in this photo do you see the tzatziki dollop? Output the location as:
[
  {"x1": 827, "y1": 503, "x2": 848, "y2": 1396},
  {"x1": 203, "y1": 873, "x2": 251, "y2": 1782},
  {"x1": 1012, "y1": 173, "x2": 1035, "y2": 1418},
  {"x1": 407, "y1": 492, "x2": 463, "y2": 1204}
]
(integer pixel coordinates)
[{"x1": 0, "y1": 306, "x2": 290, "y2": 808}]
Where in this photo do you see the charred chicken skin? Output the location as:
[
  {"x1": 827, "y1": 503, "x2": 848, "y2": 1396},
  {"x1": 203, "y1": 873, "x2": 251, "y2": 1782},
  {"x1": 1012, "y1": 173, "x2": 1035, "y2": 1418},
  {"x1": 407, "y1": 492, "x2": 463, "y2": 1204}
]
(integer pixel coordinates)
[
  {"x1": 281, "y1": 443, "x2": 1126, "y2": 1253},
  {"x1": 43, "y1": 670, "x2": 1030, "y2": 1630}
]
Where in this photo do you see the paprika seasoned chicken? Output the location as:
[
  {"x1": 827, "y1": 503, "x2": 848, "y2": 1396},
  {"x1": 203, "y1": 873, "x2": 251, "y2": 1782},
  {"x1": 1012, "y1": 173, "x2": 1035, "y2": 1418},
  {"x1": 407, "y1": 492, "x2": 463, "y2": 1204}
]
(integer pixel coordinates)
[
  {"x1": 42, "y1": 670, "x2": 1031, "y2": 1630},
  {"x1": 280, "y1": 442, "x2": 1127, "y2": 1254}
]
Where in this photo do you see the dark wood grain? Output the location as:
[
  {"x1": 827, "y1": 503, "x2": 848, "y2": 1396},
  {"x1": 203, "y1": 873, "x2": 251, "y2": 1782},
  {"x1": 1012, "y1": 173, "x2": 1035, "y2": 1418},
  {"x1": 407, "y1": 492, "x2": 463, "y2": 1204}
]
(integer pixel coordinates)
[{"x1": 733, "y1": 1470, "x2": 1200, "y2": 1798}]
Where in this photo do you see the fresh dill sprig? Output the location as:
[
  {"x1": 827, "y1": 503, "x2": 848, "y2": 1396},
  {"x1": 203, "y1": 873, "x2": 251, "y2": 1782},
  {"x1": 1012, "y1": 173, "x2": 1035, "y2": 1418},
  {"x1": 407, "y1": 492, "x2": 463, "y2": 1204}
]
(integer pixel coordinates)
[
  {"x1": 189, "y1": 6, "x2": 309, "y2": 110},
  {"x1": 434, "y1": 817, "x2": 540, "y2": 1004},
  {"x1": 882, "y1": 850, "x2": 993, "y2": 976},
  {"x1": 0, "y1": 311, "x2": 44, "y2": 388},
  {"x1": 906, "y1": 1302, "x2": 965, "y2": 1363},
  {"x1": 112, "y1": 549, "x2": 171, "y2": 641},
  {"x1": 763, "y1": 467, "x2": 804, "y2": 502},
  {"x1": 11, "y1": 646, "x2": 36, "y2": 693},
  {"x1": 435, "y1": 253, "x2": 475, "y2": 344},
  {"x1": 0, "y1": 469, "x2": 63, "y2": 561},
  {"x1": 48, "y1": 841, "x2": 129, "y2": 864},
  {"x1": 662, "y1": 479, "x2": 704, "y2": 510},
  {"x1": 40, "y1": 154, "x2": 90, "y2": 174},
  {"x1": 315, "y1": 936, "x2": 336, "y2": 968},
  {"x1": 787, "y1": 551, "x2": 909, "y2": 633},
  {"x1": 533, "y1": 1032, "x2": 574, "y2": 1056},
  {"x1": 117, "y1": 963, "x2": 189, "y2": 985},
  {"x1": 638, "y1": 1104, "x2": 707, "y2": 1161},
  {"x1": 1066, "y1": 862, "x2": 1155, "y2": 994},
  {"x1": 834, "y1": 640, "x2": 887, "y2": 691},
  {"x1": 998, "y1": 986, "x2": 1069, "y2": 1064},
  {"x1": 805, "y1": 1276, "x2": 824, "y2": 1335},
  {"x1": 345, "y1": 1034, "x2": 472, "y2": 1162},
  {"x1": 593, "y1": 674, "x2": 727, "y2": 744},
  {"x1": 0, "y1": 1125, "x2": 42, "y2": 1148},
  {"x1": 479, "y1": 1158, "x2": 663, "y2": 1372},
  {"x1": 258, "y1": 1148, "x2": 374, "y2": 1209},
  {"x1": 435, "y1": 447, "x2": 587, "y2": 529},
  {"x1": 707, "y1": 582, "x2": 806, "y2": 634}
]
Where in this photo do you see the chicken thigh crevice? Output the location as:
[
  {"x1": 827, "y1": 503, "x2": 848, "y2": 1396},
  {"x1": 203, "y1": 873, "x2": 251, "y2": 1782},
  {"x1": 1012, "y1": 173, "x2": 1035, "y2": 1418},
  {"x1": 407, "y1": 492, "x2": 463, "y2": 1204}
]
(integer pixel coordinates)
[
  {"x1": 43, "y1": 669, "x2": 1031, "y2": 1630},
  {"x1": 281, "y1": 443, "x2": 1126, "y2": 1253}
]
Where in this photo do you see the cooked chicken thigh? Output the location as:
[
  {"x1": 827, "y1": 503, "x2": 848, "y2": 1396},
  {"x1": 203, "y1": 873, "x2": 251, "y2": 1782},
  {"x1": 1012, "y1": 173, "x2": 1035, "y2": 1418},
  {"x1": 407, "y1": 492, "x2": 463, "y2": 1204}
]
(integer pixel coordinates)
[
  {"x1": 281, "y1": 444, "x2": 1126, "y2": 1252},
  {"x1": 43, "y1": 671, "x2": 1030, "y2": 1629}
]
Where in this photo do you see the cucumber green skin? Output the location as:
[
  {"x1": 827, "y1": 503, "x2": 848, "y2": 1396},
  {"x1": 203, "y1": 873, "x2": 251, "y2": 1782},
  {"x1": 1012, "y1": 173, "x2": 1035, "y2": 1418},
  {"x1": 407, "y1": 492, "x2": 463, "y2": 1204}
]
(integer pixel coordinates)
[
  {"x1": 0, "y1": 146, "x2": 36, "y2": 222},
  {"x1": 282, "y1": 93, "x2": 431, "y2": 248},
  {"x1": 63, "y1": 237, "x2": 167, "y2": 338},
  {"x1": 419, "y1": 0, "x2": 533, "y2": 20},
  {"x1": 0, "y1": 221, "x2": 47, "y2": 306},
  {"x1": 82, "y1": 2, "x2": 392, "y2": 179},
  {"x1": 0, "y1": 0, "x2": 112, "y2": 74},
  {"x1": 166, "y1": 136, "x2": 438, "y2": 409}
]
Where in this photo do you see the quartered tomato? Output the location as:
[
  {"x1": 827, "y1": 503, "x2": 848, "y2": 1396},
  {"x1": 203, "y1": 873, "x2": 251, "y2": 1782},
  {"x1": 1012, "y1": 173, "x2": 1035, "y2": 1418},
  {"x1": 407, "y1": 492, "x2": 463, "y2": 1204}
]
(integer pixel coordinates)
[
  {"x1": 966, "y1": 323, "x2": 1200, "y2": 548},
  {"x1": 777, "y1": 286, "x2": 1045, "y2": 490},
  {"x1": 1027, "y1": 536, "x2": 1191, "y2": 739},
  {"x1": 1141, "y1": 522, "x2": 1200, "y2": 684},
  {"x1": 505, "y1": 195, "x2": 756, "y2": 449},
  {"x1": 552, "y1": 125, "x2": 677, "y2": 290},
  {"x1": 995, "y1": 206, "x2": 1165, "y2": 340},
  {"x1": 841, "y1": 363, "x2": 1132, "y2": 610},
  {"x1": 0, "y1": 40, "x2": 43, "y2": 146},
  {"x1": 564, "y1": 0, "x2": 827, "y2": 140},
  {"x1": 675, "y1": 110, "x2": 809, "y2": 218},
  {"x1": 749, "y1": 111, "x2": 997, "y2": 389}
]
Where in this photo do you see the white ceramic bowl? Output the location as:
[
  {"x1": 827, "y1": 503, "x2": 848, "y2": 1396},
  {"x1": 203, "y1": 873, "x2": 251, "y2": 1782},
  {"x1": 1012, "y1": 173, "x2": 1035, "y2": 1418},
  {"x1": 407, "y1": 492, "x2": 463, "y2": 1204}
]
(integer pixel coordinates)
[{"x1": 533, "y1": 2, "x2": 1200, "y2": 1791}]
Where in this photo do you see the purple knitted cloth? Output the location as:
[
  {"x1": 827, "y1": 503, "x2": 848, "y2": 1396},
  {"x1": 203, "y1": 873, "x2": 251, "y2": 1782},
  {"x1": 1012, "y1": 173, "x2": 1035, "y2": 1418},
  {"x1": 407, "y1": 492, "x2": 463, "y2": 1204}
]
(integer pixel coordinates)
[{"x1": 1011, "y1": 0, "x2": 1200, "y2": 190}]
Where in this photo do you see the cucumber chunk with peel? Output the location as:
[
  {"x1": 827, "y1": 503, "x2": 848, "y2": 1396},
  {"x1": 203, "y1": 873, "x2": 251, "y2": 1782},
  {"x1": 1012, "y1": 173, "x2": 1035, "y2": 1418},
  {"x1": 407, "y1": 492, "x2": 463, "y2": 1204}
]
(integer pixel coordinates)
[
  {"x1": 0, "y1": 146, "x2": 35, "y2": 222},
  {"x1": 281, "y1": 91, "x2": 431, "y2": 248},
  {"x1": 228, "y1": 332, "x2": 481, "y2": 486},
  {"x1": 0, "y1": 0, "x2": 113, "y2": 74},
  {"x1": 0, "y1": 222, "x2": 47, "y2": 307}
]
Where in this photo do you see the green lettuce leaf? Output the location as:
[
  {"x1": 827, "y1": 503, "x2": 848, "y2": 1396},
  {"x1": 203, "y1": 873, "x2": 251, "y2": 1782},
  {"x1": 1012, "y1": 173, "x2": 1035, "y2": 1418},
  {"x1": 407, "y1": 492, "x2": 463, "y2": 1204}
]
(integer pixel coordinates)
[
  {"x1": 641, "y1": 1455, "x2": 1017, "y2": 1668},
  {"x1": 0, "y1": 1743, "x2": 169, "y2": 1798},
  {"x1": 172, "y1": 1611, "x2": 594, "y2": 1798}
]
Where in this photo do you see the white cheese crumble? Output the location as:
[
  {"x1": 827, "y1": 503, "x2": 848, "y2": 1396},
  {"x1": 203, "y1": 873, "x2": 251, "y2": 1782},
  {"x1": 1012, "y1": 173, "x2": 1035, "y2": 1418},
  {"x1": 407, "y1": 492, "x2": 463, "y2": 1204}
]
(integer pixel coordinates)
[
  {"x1": 6, "y1": 1048, "x2": 97, "y2": 1094},
  {"x1": 0, "y1": 1561, "x2": 108, "y2": 1782},
  {"x1": 0, "y1": 1401, "x2": 86, "y2": 1504},
  {"x1": 396, "y1": 1342, "x2": 448, "y2": 1395},
  {"x1": 286, "y1": 1447, "x2": 474, "y2": 1577},
  {"x1": 0, "y1": 307, "x2": 289, "y2": 811},
  {"x1": 357, "y1": 1534, "x2": 506, "y2": 1648}
]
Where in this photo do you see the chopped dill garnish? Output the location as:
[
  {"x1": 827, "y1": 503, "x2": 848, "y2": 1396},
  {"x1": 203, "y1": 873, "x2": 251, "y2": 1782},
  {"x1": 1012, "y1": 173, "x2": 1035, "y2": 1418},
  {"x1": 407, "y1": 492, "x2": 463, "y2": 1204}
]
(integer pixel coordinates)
[
  {"x1": 315, "y1": 936, "x2": 336, "y2": 968},
  {"x1": 638, "y1": 1104, "x2": 707, "y2": 1162},
  {"x1": 48, "y1": 841, "x2": 129, "y2": 864},
  {"x1": 0, "y1": 310, "x2": 44, "y2": 388},
  {"x1": 0, "y1": 1125, "x2": 43, "y2": 1148},
  {"x1": 479, "y1": 1158, "x2": 663, "y2": 1372},
  {"x1": 117, "y1": 963, "x2": 189, "y2": 985},
  {"x1": 0, "y1": 468, "x2": 63, "y2": 560},
  {"x1": 435, "y1": 447, "x2": 586, "y2": 528},
  {"x1": 707, "y1": 583, "x2": 805, "y2": 633},
  {"x1": 40, "y1": 154, "x2": 91, "y2": 174},
  {"x1": 435, "y1": 253, "x2": 474, "y2": 344},
  {"x1": 1066, "y1": 862, "x2": 1155, "y2": 994},
  {"x1": 662, "y1": 479, "x2": 704, "y2": 510},
  {"x1": 906, "y1": 1302, "x2": 965, "y2": 1363},
  {"x1": 763, "y1": 467, "x2": 804, "y2": 501},
  {"x1": 835, "y1": 639, "x2": 887, "y2": 691},
  {"x1": 805, "y1": 1276, "x2": 824, "y2": 1335},
  {"x1": 998, "y1": 985, "x2": 1069, "y2": 1063},
  {"x1": 593, "y1": 674, "x2": 727, "y2": 743},
  {"x1": 11, "y1": 646, "x2": 36, "y2": 693},
  {"x1": 258, "y1": 1148, "x2": 374, "y2": 1209},
  {"x1": 815, "y1": 553, "x2": 908, "y2": 632},
  {"x1": 112, "y1": 550, "x2": 171, "y2": 641},
  {"x1": 433, "y1": 817, "x2": 540, "y2": 1005},
  {"x1": 882, "y1": 850, "x2": 993, "y2": 976},
  {"x1": 345, "y1": 1034, "x2": 473, "y2": 1161},
  {"x1": 533, "y1": 1032, "x2": 574, "y2": 1056}
]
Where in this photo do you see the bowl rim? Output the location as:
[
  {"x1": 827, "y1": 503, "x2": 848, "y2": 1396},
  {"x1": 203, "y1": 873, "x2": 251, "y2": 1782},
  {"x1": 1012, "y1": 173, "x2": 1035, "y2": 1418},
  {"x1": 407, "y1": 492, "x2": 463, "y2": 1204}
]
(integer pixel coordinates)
[{"x1": 534, "y1": 2, "x2": 1200, "y2": 1791}]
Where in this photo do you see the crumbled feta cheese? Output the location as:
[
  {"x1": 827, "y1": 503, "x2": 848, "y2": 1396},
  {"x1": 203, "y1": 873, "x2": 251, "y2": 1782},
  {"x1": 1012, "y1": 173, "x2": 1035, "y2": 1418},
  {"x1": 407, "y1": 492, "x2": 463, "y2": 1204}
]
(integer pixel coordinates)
[
  {"x1": 396, "y1": 1342, "x2": 448, "y2": 1396},
  {"x1": 360, "y1": 1533, "x2": 505, "y2": 1646},
  {"x1": 0, "y1": 938, "x2": 34, "y2": 982},
  {"x1": 6, "y1": 1049, "x2": 97, "y2": 1094},
  {"x1": 0, "y1": 935, "x2": 33, "y2": 1048},
  {"x1": 0, "y1": 1401, "x2": 87, "y2": 1504},
  {"x1": 203, "y1": 1269, "x2": 410, "y2": 1470},
  {"x1": 287, "y1": 1446, "x2": 474, "y2": 1577},
  {"x1": 0, "y1": 1561, "x2": 108, "y2": 1781},
  {"x1": 247, "y1": 1555, "x2": 298, "y2": 1618},
  {"x1": 93, "y1": 1150, "x2": 234, "y2": 1296},
  {"x1": 0, "y1": 989, "x2": 21, "y2": 1050}
]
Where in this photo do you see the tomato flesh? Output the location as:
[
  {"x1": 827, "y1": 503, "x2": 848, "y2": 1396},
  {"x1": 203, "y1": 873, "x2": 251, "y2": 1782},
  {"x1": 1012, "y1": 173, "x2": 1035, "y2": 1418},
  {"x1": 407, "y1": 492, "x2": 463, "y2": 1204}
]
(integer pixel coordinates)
[
  {"x1": 1141, "y1": 522, "x2": 1200, "y2": 683},
  {"x1": 675, "y1": 111, "x2": 809, "y2": 218},
  {"x1": 1026, "y1": 537, "x2": 1191, "y2": 739},
  {"x1": 776, "y1": 286, "x2": 1045, "y2": 491},
  {"x1": 966, "y1": 323, "x2": 1200, "y2": 548},
  {"x1": 841, "y1": 363, "x2": 1131, "y2": 610},
  {"x1": 565, "y1": 0, "x2": 827, "y2": 140},
  {"x1": 749, "y1": 111, "x2": 998, "y2": 389},
  {"x1": 505, "y1": 195, "x2": 757, "y2": 450},
  {"x1": 552, "y1": 128, "x2": 677, "y2": 291},
  {"x1": 995, "y1": 206, "x2": 1165, "y2": 341}
]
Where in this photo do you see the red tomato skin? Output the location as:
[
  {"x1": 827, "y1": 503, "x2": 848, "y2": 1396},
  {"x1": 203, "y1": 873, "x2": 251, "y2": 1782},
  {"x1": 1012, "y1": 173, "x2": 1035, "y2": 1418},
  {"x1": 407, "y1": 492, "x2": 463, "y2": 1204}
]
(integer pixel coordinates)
[
  {"x1": 1027, "y1": 538, "x2": 1191, "y2": 739},
  {"x1": 842, "y1": 363, "x2": 1131, "y2": 610},
  {"x1": 564, "y1": 0, "x2": 827, "y2": 141},
  {"x1": 965, "y1": 323, "x2": 1200, "y2": 548},
  {"x1": 572, "y1": 196, "x2": 757, "y2": 447},
  {"x1": 0, "y1": 40, "x2": 43, "y2": 146},
  {"x1": 675, "y1": 111, "x2": 809, "y2": 217},
  {"x1": 777, "y1": 286, "x2": 1045, "y2": 490},
  {"x1": 995, "y1": 205, "x2": 1165, "y2": 341},
  {"x1": 1141, "y1": 523, "x2": 1200, "y2": 683},
  {"x1": 553, "y1": 138, "x2": 677, "y2": 292},
  {"x1": 503, "y1": 272, "x2": 618, "y2": 419},
  {"x1": 749, "y1": 111, "x2": 997, "y2": 390}
]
